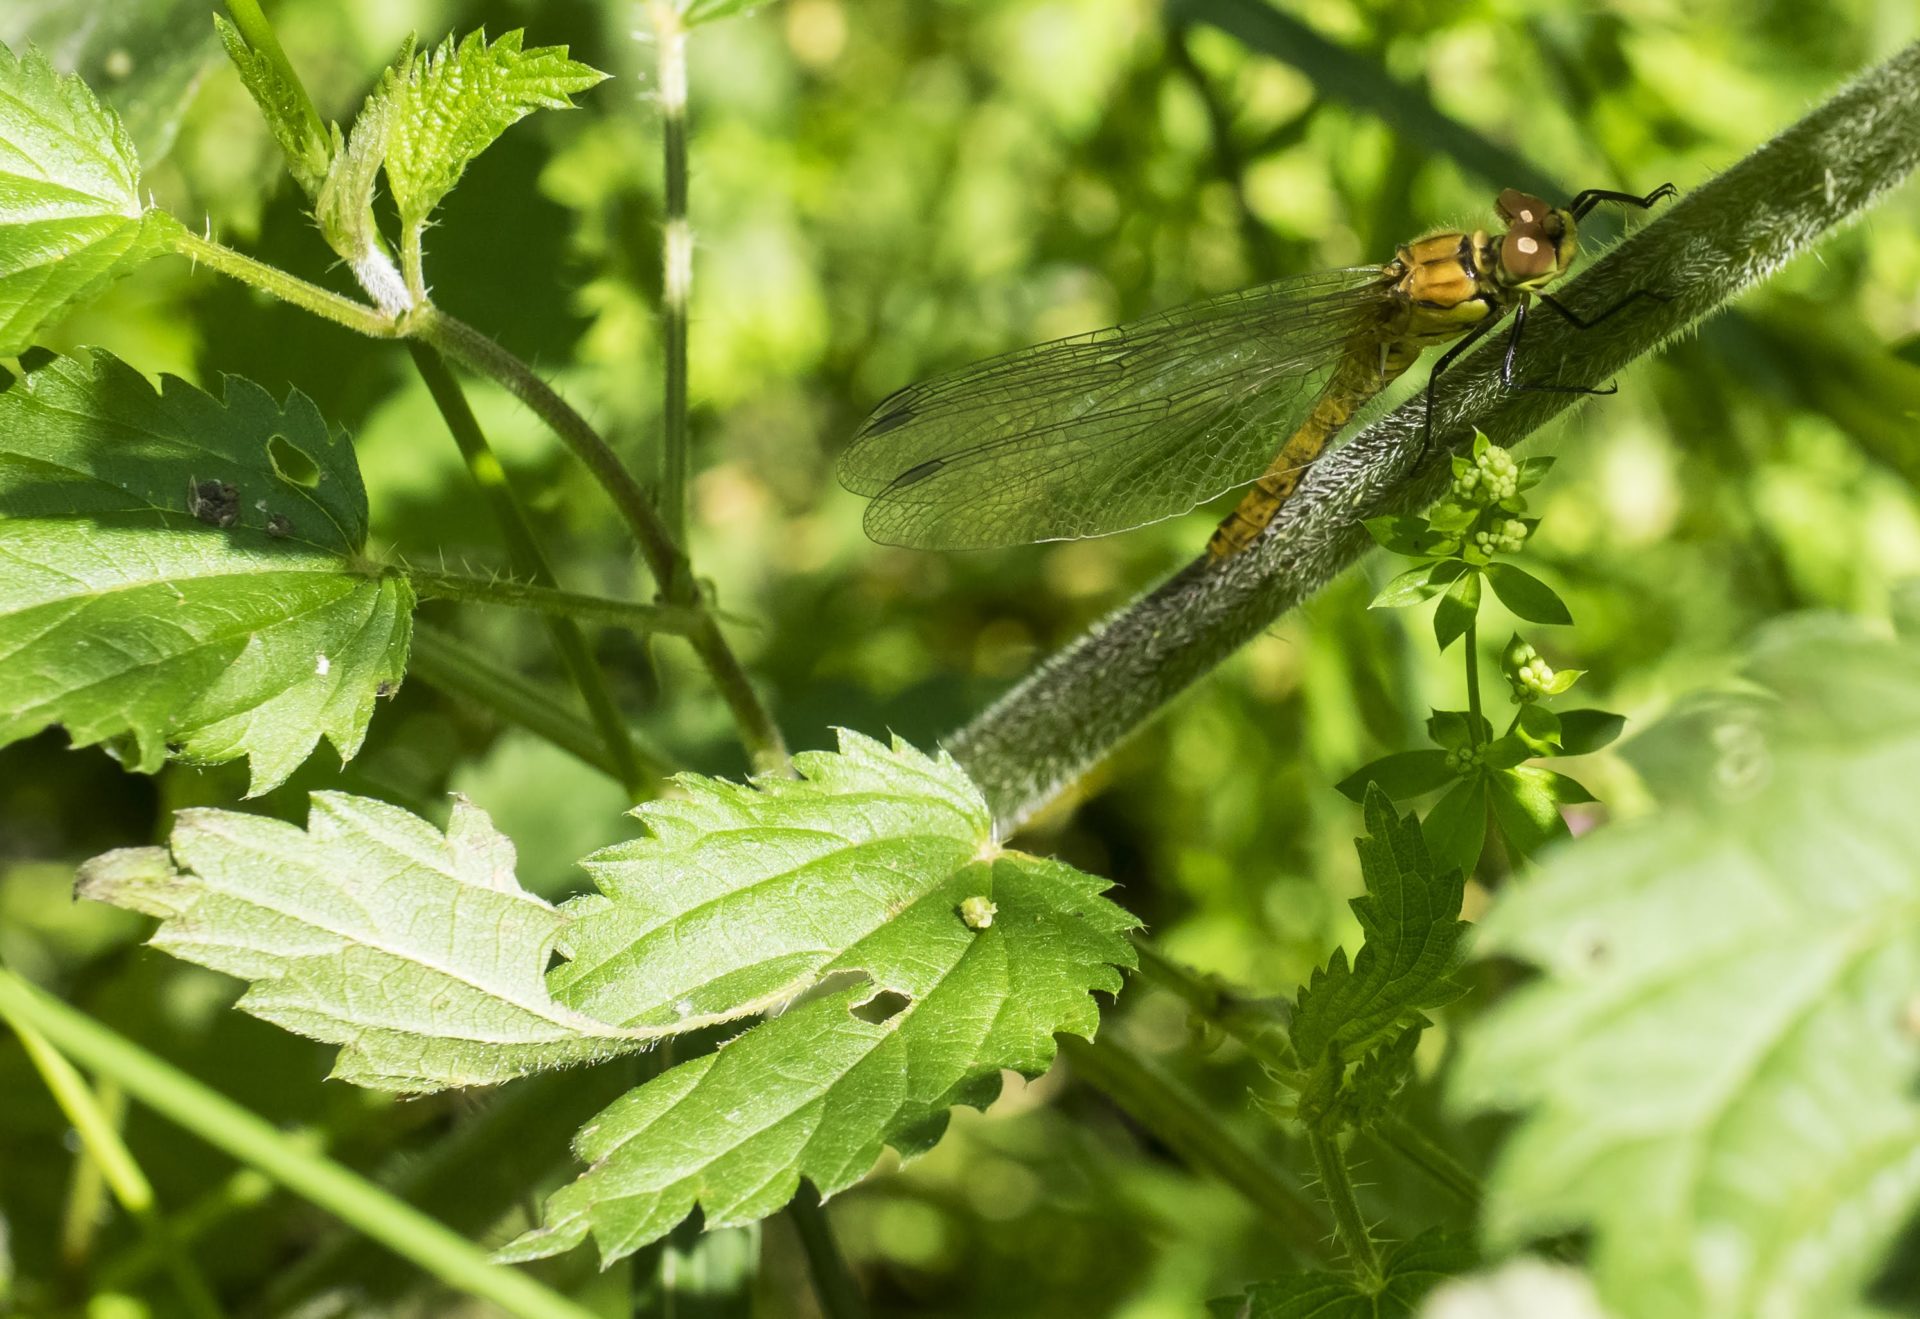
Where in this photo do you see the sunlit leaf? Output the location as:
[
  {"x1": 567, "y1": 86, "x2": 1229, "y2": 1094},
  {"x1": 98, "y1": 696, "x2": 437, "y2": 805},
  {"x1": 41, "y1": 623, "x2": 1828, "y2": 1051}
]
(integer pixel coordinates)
[
  {"x1": 0, "y1": 350, "x2": 411, "y2": 793},
  {"x1": 77, "y1": 794, "x2": 656, "y2": 1092},
  {"x1": 0, "y1": 41, "x2": 179, "y2": 354},
  {"x1": 504, "y1": 731, "x2": 1137, "y2": 1264},
  {"x1": 1453, "y1": 619, "x2": 1920, "y2": 1319},
  {"x1": 379, "y1": 29, "x2": 606, "y2": 231}
]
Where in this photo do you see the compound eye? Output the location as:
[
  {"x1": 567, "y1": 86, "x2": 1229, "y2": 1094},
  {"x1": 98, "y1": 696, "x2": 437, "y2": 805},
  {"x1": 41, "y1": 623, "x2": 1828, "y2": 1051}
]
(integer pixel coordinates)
[
  {"x1": 1496, "y1": 188, "x2": 1547, "y2": 226},
  {"x1": 1500, "y1": 227, "x2": 1556, "y2": 280}
]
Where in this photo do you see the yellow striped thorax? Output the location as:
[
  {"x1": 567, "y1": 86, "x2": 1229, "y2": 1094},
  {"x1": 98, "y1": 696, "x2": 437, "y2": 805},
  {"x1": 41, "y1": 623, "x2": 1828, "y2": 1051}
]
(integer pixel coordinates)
[{"x1": 1388, "y1": 189, "x2": 1579, "y2": 344}]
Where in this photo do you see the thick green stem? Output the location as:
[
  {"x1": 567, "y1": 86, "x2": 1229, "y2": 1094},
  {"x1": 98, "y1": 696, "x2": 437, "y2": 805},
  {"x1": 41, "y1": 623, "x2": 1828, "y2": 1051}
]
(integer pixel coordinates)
[
  {"x1": 0, "y1": 968, "x2": 602, "y2": 1319},
  {"x1": 1058, "y1": 1034, "x2": 1326, "y2": 1256},
  {"x1": 948, "y1": 39, "x2": 1920, "y2": 832},
  {"x1": 6, "y1": 1000, "x2": 227, "y2": 1319},
  {"x1": 1308, "y1": 1129, "x2": 1381, "y2": 1285},
  {"x1": 408, "y1": 623, "x2": 668, "y2": 782},
  {"x1": 409, "y1": 343, "x2": 655, "y2": 799},
  {"x1": 787, "y1": 1185, "x2": 868, "y2": 1319},
  {"x1": 170, "y1": 227, "x2": 399, "y2": 339},
  {"x1": 652, "y1": 2, "x2": 693, "y2": 565}
]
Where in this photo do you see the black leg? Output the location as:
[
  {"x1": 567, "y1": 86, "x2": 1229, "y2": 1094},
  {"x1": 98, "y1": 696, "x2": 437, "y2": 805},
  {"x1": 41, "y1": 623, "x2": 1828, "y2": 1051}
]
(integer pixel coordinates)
[
  {"x1": 1569, "y1": 182, "x2": 1677, "y2": 220},
  {"x1": 1500, "y1": 300, "x2": 1617, "y2": 397},
  {"x1": 1536, "y1": 288, "x2": 1672, "y2": 330},
  {"x1": 1419, "y1": 309, "x2": 1510, "y2": 458}
]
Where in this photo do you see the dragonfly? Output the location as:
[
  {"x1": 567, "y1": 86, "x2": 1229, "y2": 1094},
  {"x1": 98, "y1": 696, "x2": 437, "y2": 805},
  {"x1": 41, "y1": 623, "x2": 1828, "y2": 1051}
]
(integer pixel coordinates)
[{"x1": 839, "y1": 184, "x2": 1675, "y2": 560}]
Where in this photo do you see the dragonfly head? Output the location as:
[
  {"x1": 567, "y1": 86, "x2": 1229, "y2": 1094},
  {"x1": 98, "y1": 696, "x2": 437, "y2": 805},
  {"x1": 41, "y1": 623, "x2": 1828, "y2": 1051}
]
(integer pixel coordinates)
[{"x1": 1492, "y1": 189, "x2": 1577, "y2": 290}]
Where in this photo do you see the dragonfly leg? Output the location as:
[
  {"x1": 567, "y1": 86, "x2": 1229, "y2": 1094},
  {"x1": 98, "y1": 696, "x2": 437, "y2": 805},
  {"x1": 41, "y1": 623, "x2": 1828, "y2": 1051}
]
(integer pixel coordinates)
[
  {"x1": 1419, "y1": 309, "x2": 1511, "y2": 459},
  {"x1": 1499, "y1": 300, "x2": 1619, "y2": 397},
  {"x1": 1569, "y1": 182, "x2": 1678, "y2": 220},
  {"x1": 1536, "y1": 288, "x2": 1672, "y2": 330}
]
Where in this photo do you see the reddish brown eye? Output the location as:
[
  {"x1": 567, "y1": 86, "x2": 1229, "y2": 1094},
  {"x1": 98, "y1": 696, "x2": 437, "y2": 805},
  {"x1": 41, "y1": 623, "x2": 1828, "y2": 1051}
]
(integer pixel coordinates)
[
  {"x1": 1500, "y1": 227, "x2": 1556, "y2": 280},
  {"x1": 1495, "y1": 188, "x2": 1549, "y2": 226}
]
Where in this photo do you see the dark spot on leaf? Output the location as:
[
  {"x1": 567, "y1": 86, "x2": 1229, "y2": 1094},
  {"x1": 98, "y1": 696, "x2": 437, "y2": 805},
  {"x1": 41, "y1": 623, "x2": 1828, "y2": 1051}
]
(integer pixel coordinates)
[
  {"x1": 187, "y1": 479, "x2": 239, "y2": 528},
  {"x1": 265, "y1": 513, "x2": 294, "y2": 538},
  {"x1": 267, "y1": 434, "x2": 322, "y2": 488},
  {"x1": 850, "y1": 989, "x2": 912, "y2": 1025},
  {"x1": 376, "y1": 681, "x2": 396, "y2": 698}
]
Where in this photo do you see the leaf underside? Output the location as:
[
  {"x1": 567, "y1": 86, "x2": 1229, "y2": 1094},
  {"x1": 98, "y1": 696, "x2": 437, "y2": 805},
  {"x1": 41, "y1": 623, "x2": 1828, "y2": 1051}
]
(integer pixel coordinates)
[
  {"x1": 77, "y1": 794, "x2": 658, "y2": 1092},
  {"x1": 1452, "y1": 618, "x2": 1920, "y2": 1319},
  {"x1": 0, "y1": 349, "x2": 411, "y2": 793}
]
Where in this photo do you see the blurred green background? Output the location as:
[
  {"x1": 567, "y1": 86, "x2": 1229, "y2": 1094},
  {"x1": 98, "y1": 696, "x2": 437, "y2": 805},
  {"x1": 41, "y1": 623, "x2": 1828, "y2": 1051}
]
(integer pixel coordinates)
[{"x1": 2, "y1": 0, "x2": 1918, "y2": 1314}]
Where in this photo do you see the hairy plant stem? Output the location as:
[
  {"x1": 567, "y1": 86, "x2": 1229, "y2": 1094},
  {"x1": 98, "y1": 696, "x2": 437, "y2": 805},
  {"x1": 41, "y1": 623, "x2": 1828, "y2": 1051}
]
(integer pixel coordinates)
[
  {"x1": 408, "y1": 344, "x2": 655, "y2": 799},
  {"x1": 1308, "y1": 1129, "x2": 1381, "y2": 1285},
  {"x1": 651, "y1": 2, "x2": 693, "y2": 569},
  {"x1": 406, "y1": 570, "x2": 705, "y2": 636},
  {"x1": 403, "y1": 308, "x2": 788, "y2": 767},
  {"x1": 5, "y1": 1016, "x2": 225, "y2": 1319},
  {"x1": 170, "y1": 227, "x2": 399, "y2": 338},
  {"x1": 948, "y1": 38, "x2": 1920, "y2": 831},
  {"x1": 408, "y1": 623, "x2": 667, "y2": 782},
  {"x1": 0, "y1": 967, "x2": 602, "y2": 1319},
  {"x1": 1058, "y1": 1034, "x2": 1327, "y2": 1256},
  {"x1": 788, "y1": 1185, "x2": 869, "y2": 1319}
]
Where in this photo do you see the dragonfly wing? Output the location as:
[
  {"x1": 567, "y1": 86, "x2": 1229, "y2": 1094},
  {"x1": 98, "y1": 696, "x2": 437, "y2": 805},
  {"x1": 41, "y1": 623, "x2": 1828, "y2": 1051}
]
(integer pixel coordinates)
[{"x1": 840, "y1": 267, "x2": 1394, "y2": 549}]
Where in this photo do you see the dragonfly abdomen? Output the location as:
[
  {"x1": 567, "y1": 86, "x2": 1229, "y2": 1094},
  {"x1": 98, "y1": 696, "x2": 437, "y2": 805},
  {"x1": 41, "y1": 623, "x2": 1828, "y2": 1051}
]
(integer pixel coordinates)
[{"x1": 1206, "y1": 336, "x2": 1414, "y2": 559}]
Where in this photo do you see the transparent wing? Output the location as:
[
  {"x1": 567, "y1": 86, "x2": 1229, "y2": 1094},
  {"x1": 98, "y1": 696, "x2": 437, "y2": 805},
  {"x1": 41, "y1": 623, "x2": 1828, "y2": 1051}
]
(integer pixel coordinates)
[{"x1": 839, "y1": 266, "x2": 1395, "y2": 549}]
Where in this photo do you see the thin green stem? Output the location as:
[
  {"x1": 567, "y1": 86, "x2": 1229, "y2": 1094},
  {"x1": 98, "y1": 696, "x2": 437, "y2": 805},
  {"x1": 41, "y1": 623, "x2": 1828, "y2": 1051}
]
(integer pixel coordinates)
[
  {"x1": 407, "y1": 342, "x2": 655, "y2": 800},
  {"x1": 0, "y1": 967, "x2": 601, "y2": 1319},
  {"x1": 1368, "y1": 1114, "x2": 1481, "y2": 1211},
  {"x1": 170, "y1": 227, "x2": 399, "y2": 339},
  {"x1": 401, "y1": 226, "x2": 429, "y2": 307},
  {"x1": 5, "y1": 1007, "x2": 226, "y2": 1319},
  {"x1": 1464, "y1": 616, "x2": 1483, "y2": 748},
  {"x1": 787, "y1": 1185, "x2": 867, "y2": 1319},
  {"x1": 1058, "y1": 1034, "x2": 1326, "y2": 1256},
  {"x1": 651, "y1": 2, "x2": 693, "y2": 565},
  {"x1": 412, "y1": 306, "x2": 682, "y2": 583},
  {"x1": 687, "y1": 613, "x2": 788, "y2": 773},
  {"x1": 1129, "y1": 938, "x2": 1294, "y2": 1073},
  {"x1": 60, "y1": 1077, "x2": 118, "y2": 1270},
  {"x1": 1308, "y1": 1129, "x2": 1381, "y2": 1285},
  {"x1": 407, "y1": 571, "x2": 704, "y2": 636},
  {"x1": 409, "y1": 623, "x2": 669, "y2": 782}
]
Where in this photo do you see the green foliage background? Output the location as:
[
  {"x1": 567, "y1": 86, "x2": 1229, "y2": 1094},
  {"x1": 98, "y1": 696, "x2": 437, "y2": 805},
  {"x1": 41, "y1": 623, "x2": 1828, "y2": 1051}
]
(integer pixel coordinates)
[{"x1": 1, "y1": 0, "x2": 1918, "y2": 1314}]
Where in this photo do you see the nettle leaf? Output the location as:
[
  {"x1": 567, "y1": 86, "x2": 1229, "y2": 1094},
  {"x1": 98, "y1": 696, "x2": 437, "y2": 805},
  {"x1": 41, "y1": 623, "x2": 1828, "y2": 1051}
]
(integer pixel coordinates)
[
  {"x1": 213, "y1": 17, "x2": 330, "y2": 194},
  {"x1": 0, "y1": 41, "x2": 180, "y2": 354},
  {"x1": 1208, "y1": 1229, "x2": 1474, "y2": 1318},
  {"x1": 77, "y1": 794, "x2": 656, "y2": 1092},
  {"x1": 505, "y1": 731, "x2": 1137, "y2": 1265},
  {"x1": 5, "y1": 0, "x2": 223, "y2": 165},
  {"x1": 0, "y1": 350, "x2": 412, "y2": 793},
  {"x1": 380, "y1": 29, "x2": 607, "y2": 231},
  {"x1": 1453, "y1": 620, "x2": 1920, "y2": 1319},
  {"x1": 1290, "y1": 787, "x2": 1470, "y2": 1069}
]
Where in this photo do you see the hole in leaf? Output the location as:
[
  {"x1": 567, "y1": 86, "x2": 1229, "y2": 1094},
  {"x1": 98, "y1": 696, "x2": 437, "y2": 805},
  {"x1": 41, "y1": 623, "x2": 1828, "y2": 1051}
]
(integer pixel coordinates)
[
  {"x1": 849, "y1": 989, "x2": 912, "y2": 1026},
  {"x1": 268, "y1": 434, "x2": 321, "y2": 488}
]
